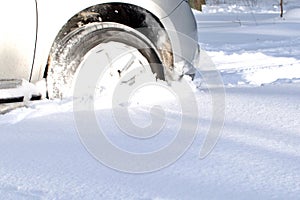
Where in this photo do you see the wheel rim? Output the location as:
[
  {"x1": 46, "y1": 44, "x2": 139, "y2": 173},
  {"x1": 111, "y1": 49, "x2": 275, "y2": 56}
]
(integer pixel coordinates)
[{"x1": 72, "y1": 41, "x2": 157, "y2": 108}]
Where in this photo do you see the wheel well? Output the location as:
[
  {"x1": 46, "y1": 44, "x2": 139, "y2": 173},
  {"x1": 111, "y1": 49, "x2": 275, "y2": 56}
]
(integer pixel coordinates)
[{"x1": 45, "y1": 3, "x2": 174, "y2": 78}]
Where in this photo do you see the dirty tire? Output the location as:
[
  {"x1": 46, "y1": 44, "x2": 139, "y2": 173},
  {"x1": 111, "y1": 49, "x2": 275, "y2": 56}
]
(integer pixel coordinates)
[{"x1": 47, "y1": 22, "x2": 165, "y2": 99}]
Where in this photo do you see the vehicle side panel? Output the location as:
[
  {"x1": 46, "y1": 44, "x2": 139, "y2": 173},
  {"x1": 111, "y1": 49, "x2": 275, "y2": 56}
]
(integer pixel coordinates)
[{"x1": 0, "y1": 0, "x2": 37, "y2": 80}]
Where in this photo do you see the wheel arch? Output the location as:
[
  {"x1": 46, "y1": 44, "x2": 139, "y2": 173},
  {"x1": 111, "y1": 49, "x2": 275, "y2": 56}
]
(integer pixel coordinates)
[{"x1": 40, "y1": 3, "x2": 174, "y2": 80}]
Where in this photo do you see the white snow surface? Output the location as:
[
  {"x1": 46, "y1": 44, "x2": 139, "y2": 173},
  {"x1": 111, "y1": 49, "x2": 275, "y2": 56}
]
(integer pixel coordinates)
[{"x1": 1, "y1": 4, "x2": 300, "y2": 200}]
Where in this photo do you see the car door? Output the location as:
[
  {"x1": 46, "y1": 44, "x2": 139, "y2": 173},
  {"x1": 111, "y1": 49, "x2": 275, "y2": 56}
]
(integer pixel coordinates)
[{"x1": 0, "y1": 0, "x2": 37, "y2": 81}]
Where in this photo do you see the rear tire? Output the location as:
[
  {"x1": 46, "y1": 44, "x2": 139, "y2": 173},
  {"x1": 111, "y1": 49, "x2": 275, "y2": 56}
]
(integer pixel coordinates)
[{"x1": 47, "y1": 22, "x2": 165, "y2": 99}]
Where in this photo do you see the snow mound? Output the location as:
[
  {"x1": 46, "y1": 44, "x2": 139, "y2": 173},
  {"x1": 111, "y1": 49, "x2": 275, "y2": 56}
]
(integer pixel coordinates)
[
  {"x1": 285, "y1": 8, "x2": 300, "y2": 20},
  {"x1": 202, "y1": 0, "x2": 281, "y2": 14},
  {"x1": 207, "y1": 51, "x2": 300, "y2": 86}
]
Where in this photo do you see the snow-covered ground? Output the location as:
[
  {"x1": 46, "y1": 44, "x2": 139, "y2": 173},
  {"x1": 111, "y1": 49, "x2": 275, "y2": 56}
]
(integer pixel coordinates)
[
  {"x1": 197, "y1": 3, "x2": 300, "y2": 86},
  {"x1": 1, "y1": 3, "x2": 300, "y2": 199}
]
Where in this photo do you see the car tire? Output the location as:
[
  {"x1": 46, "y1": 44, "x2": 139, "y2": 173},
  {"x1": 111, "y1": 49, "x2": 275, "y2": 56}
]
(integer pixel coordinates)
[{"x1": 46, "y1": 22, "x2": 165, "y2": 99}]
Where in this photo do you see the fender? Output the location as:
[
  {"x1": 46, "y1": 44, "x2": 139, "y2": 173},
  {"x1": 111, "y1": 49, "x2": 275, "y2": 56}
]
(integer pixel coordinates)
[{"x1": 31, "y1": 0, "x2": 185, "y2": 82}]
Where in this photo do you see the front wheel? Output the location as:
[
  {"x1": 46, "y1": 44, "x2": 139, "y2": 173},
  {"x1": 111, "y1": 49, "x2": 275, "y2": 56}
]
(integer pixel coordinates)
[{"x1": 46, "y1": 22, "x2": 166, "y2": 99}]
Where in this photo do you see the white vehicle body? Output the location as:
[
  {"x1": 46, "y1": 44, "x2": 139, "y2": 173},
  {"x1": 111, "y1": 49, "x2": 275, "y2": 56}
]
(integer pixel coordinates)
[{"x1": 0, "y1": 0, "x2": 198, "y2": 100}]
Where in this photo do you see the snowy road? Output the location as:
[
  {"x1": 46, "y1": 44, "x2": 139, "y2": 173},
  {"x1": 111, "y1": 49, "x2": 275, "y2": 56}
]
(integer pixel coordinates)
[
  {"x1": 1, "y1": 2, "x2": 300, "y2": 199},
  {"x1": 1, "y1": 83, "x2": 300, "y2": 199}
]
